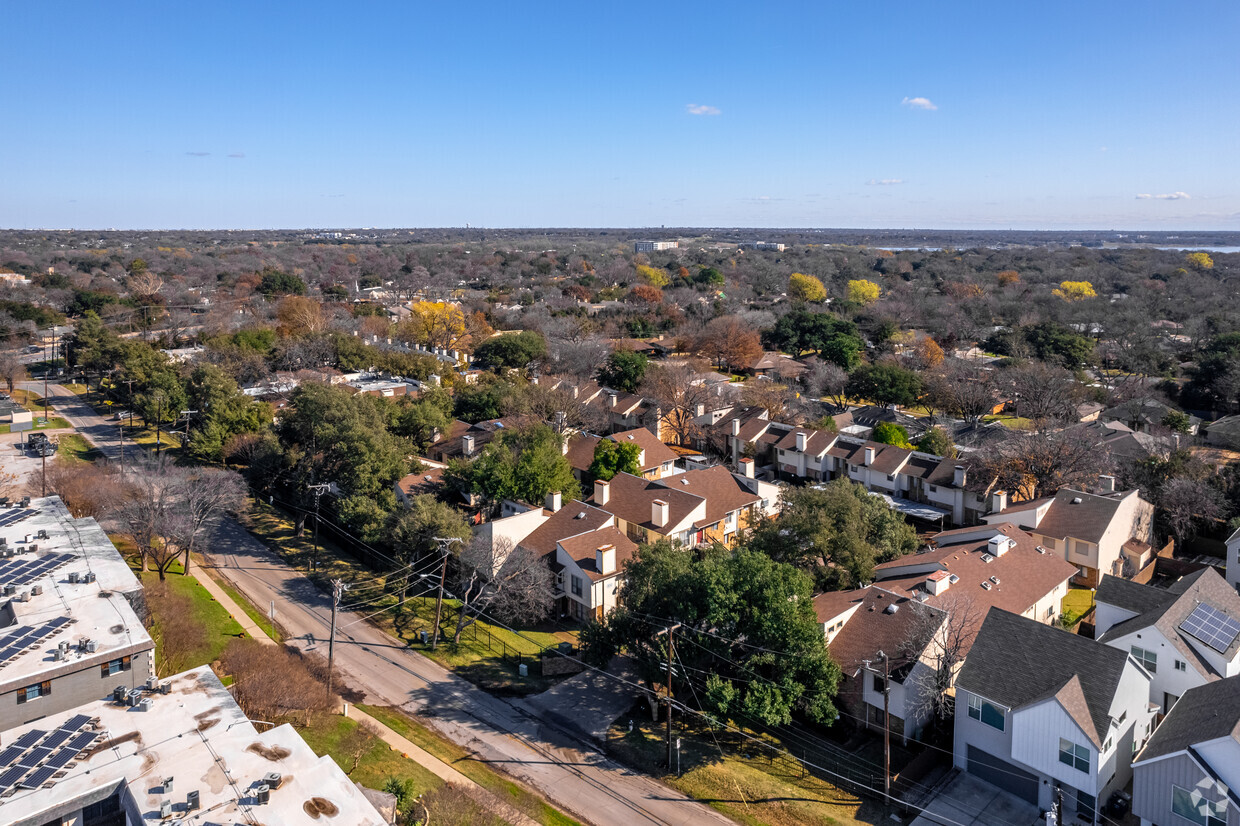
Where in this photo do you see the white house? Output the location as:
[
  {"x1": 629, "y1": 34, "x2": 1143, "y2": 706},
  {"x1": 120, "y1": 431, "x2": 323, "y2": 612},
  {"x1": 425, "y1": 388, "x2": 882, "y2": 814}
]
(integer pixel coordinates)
[
  {"x1": 984, "y1": 485, "x2": 1155, "y2": 587},
  {"x1": 1131, "y1": 676, "x2": 1240, "y2": 826},
  {"x1": 1095, "y1": 568, "x2": 1240, "y2": 713},
  {"x1": 1226, "y1": 525, "x2": 1240, "y2": 591},
  {"x1": 954, "y1": 608, "x2": 1155, "y2": 822},
  {"x1": 552, "y1": 526, "x2": 638, "y2": 621}
]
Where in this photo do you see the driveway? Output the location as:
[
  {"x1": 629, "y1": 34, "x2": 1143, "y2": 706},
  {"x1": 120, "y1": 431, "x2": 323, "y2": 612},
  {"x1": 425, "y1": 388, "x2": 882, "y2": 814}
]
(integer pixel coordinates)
[
  {"x1": 518, "y1": 657, "x2": 644, "y2": 743},
  {"x1": 910, "y1": 771, "x2": 1041, "y2": 826}
]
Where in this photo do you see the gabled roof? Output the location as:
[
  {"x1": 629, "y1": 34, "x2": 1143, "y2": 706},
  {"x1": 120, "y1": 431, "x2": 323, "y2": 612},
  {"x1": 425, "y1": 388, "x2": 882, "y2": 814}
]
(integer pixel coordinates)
[
  {"x1": 558, "y1": 527, "x2": 639, "y2": 581},
  {"x1": 957, "y1": 608, "x2": 1133, "y2": 747},
  {"x1": 588, "y1": 472, "x2": 702, "y2": 535},
  {"x1": 1099, "y1": 567, "x2": 1240, "y2": 676},
  {"x1": 1094, "y1": 574, "x2": 1177, "y2": 617},
  {"x1": 655, "y1": 466, "x2": 760, "y2": 528},
  {"x1": 774, "y1": 428, "x2": 835, "y2": 456},
  {"x1": 873, "y1": 524, "x2": 1077, "y2": 656},
  {"x1": 825, "y1": 587, "x2": 947, "y2": 681},
  {"x1": 518, "y1": 502, "x2": 613, "y2": 556},
  {"x1": 395, "y1": 466, "x2": 445, "y2": 499},
  {"x1": 1034, "y1": 488, "x2": 1137, "y2": 545},
  {"x1": 612, "y1": 427, "x2": 679, "y2": 470},
  {"x1": 1137, "y1": 675, "x2": 1240, "y2": 762},
  {"x1": 565, "y1": 433, "x2": 603, "y2": 474}
]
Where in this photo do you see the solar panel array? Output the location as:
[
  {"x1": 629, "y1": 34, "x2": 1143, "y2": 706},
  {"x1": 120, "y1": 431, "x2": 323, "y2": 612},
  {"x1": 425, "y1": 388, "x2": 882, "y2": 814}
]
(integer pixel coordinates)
[
  {"x1": 0, "y1": 616, "x2": 73, "y2": 667},
  {"x1": 0, "y1": 509, "x2": 36, "y2": 530},
  {"x1": 0, "y1": 715, "x2": 96, "y2": 795},
  {"x1": 0, "y1": 553, "x2": 75, "y2": 587},
  {"x1": 1180, "y1": 603, "x2": 1240, "y2": 654}
]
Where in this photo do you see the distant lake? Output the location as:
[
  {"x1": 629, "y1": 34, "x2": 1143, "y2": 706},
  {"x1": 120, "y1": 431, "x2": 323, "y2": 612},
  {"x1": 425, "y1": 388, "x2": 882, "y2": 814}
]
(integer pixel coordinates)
[{"x1": 1153, "y1": 246, "x2": 1240, "y2": 254}]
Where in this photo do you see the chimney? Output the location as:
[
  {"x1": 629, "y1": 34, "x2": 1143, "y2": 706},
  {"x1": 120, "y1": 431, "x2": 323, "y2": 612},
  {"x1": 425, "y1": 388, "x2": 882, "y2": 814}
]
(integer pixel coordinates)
[
  {"x1": 546, "y1": 491, "x2": 562, "y2": 513},
  {"x1": 695, "y1": 403, "x2": 705, "y2": 417},
  {"x1": 596, "y1": 544, "x2": 617, "y2": 575},
  {"x1": 953, "y1": 465, "x2": 966, "y2": 487},
  {"x1": 462, "y1": 434, "x2": 475, "y2": 457},
  {"x1": 796, "y1": 431, "x2": 807, "y2": 452},
  {"x1": 988, "y1": 534, "x2": 1012, "y2": 557},
  {"x1": 609, "y1": 393, "x2": 618, "y2": 409},
  {"x1": 652, "y1": 499, "x2": 669, "y2": 528},
  {"x1": 731, "y1": 418, "x2": 741, "y2": 437},
  {"x1": 990, "y1": 490, "x2": 1008, "y2": 513},
  {"x1": 571, "y1": 385, "x2": 580, "y2": 399},
  {"x1": 739, "y1": 458, "x2": 755, "y2": 478},
  {"x1": 926, "y1": 570, "x2": 952, "y2": 596},
  {"x1": 594, "y1": 479, "x2": 610, "y2": 506},
  {"x1": 1099, "y1": 474, "x2": 1116, "y2": 493},
  {"x1": 637, "y1": 448, "x2": 646, "y2": 468},
  {"x1": 864, "y1": 446, "x2": 876, "y2": 465}
]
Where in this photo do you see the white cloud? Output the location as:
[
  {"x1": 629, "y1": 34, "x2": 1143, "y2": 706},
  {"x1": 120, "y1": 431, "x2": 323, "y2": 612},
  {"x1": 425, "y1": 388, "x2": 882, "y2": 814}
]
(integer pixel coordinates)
[
  {"x1": 901, "y1": 96, "x2": 937, "y2": 111},
  {"x1": 686, "y1": 104, "x2": 721, "y2": 116},
  {"x1": 867, "y1": 178, "x2": 904, "y2": 186},
  {"x1": 1135, "y1": 192, "x2": 1191, "y2": 200}
]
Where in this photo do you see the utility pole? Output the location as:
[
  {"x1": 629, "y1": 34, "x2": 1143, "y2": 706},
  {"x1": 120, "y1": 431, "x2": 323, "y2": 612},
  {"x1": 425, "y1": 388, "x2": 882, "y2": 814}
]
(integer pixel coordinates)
[
  {"x1": 864, "y1": 651, "x2": 893, "y2": 804},
  {"x1": 429, "y1": 536, "x2": 462, "y2": 651},
  {"x1": 326, "y1": 578, "x2": 349, "y2": 699},
  {"x1": 42, "y1": 326, "x2": 52, "y2": 425},
  {"x1": 656, "y1": 622, "x2": 681, "y2": 770},
  {"x1": 306, "y1": 483, "x2": 331, "y2": 571},
  {"x1": 154, "y1": 394, "x2": 162, "y2": 456},
  {"x1": 118, "y1": 422, "x2": 125, "y2": 475},
  {"x1": 180, "y1": 409, "x2": 197, "y2": 448}
]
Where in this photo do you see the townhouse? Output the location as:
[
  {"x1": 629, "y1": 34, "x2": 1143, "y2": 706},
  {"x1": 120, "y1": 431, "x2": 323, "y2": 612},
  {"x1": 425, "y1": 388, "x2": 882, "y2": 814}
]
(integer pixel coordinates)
[
  {"x1": 1095, "y1": 567, "x2": 1240, "y2": 713},
  {"x1": 985, "y1": 484, "x2": 1155, "y2": 586},
  {"x1": 564, "y1": 427, "x2": 680, "y2": 481},
  {"x1": 1132, "y1": 676, "x2": 1240, "y2": 826},
  {"x1": 954, "y1": 608, "x2": 1155, "y2": 823}
]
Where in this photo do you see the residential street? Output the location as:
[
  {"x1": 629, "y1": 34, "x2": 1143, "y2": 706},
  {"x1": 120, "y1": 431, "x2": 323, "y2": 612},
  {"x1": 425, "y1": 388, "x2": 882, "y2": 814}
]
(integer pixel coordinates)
[{"x1": 32, "y1": 381, "x2": 737, "y2": 826}]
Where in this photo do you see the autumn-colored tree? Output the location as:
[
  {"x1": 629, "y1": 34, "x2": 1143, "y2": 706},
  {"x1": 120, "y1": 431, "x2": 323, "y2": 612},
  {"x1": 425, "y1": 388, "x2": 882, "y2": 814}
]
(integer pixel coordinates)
[
  {"x1": 627, "y1": 284, "x2": 664, "y2": 304},
  {"x1": 1052, "y1": 281, "x2": 1097, "y2": 301},
  {"x1": 943, "y1": 282, "x2": 984, "y2": 300},
  {"x1": 846, "y1": 279, "x2": 881, "y2": 305},
  {"x1": 913, "y1": 337, "x2": 945, "y2": 369},
  {"x1": 276, "y1": 295, "x2": 327, "y2": 336},
  {"x1": 358, "y1": 314, "x2": 391, "y2": 340},
  {"x1": 635, "y1": 264, "x2": 670, "y2": 287},
  {"x1": 996, "y1": 270, "x2": 1021, "y2": 286},
  {"x1": 788, "y1": 272, "x2": 827, "y2": 303},
  {"x1": 562, "y1": 284, "x2": 591, "y2": 302},
  {"x1": 695, "y1": 316, "x2": 763, "y2": 372},
  {"x1": 1186, "y1": 252, "x2": 1214, "y2": 271},
  {"x1": 400, "y1": 300, "x2": 466, "y2": 349}
]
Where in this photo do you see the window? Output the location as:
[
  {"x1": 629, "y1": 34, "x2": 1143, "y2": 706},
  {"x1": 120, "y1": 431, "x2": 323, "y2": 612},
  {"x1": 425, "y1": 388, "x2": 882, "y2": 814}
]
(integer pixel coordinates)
[
  {"x1": 929, "y1": 485, "x2": 937, "y2": 493},
  {"x1": 872, "y1": 673, "x2": 887, "y2": 694},
  {"x1": 100, "y1": 656, "x2": 131, "y2": 677},
  {"x1": 1102, "y1": 736, "x2": 1112, "y2": 754},
  {"x1": 967, "y1": 695, "x2": 1005, "y2": 730},
  {"x1": 886, "y1": 474, "x2": 895, "y2": 481},
  {"x1": 16, "y1": 680, "x2": 51, "y2": 704},
  {"x1": 1175, "y1": 659, "x2": 1187, "y2": 672},
  {"x1": 1131, "y1": 645, "x2": 1157, "y2": 673},
  {"x1": 1058, "y1": 738, "x2": 1089, "y2": 772},
  {"x1": 1046, "y1": 605, "x2": 1055, "y2": 619},
  {"x1": 1172, "y1": 785, "x2": 1226, "y2": 826},
  {"x1": 570, "y1": 576, "x2": 583, "y2": 597}
]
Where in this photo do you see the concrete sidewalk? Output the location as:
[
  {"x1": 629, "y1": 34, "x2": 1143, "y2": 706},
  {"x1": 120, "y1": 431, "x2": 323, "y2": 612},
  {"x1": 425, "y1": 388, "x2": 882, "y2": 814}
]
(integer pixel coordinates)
[{"x1": 188, "y1": 558, "x2": 278, "y2": 646}]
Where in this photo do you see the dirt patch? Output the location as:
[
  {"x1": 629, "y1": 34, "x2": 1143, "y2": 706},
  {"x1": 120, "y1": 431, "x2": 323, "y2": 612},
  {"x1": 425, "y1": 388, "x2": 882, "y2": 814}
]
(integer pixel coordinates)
[
  {"x1": 302, "y1": 797, "x2": 339, "y2": 818},
  {"x1": 195, "y1": 709, "x2": 221, "y2": 731},
  {"x1": 84, "y1": 730, "x2": 141, "y2": 758},
  {"x1": 246, "y1": 742, "x2": 292, "y2": 762}
]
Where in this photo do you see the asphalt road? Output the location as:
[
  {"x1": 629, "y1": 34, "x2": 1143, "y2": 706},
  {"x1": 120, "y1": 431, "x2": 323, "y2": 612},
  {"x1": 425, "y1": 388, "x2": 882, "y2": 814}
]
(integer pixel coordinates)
[{"x1": 32, "y1": 380, "x2": 736, "y2": 826}]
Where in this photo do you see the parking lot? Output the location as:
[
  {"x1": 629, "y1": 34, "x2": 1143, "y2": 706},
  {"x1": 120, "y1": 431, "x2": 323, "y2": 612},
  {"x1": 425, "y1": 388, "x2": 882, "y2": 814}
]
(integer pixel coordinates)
[{"x1": 0, "y1": 429, "x2": 73, "y2": 494}]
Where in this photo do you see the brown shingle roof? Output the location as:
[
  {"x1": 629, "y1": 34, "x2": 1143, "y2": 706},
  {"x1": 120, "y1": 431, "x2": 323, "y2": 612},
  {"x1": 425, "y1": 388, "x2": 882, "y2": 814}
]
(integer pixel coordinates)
[
  {"x1": 588, "y1": 472, "x2": 703, "y2": 535},
  {"x1": 558, "y1": 527, "x2": 639, "y2": 581},
  {"x1": 518, "y1": 502, "x2": 613, "y2": 556},
  {"x1": 396, "y1": 466, "x2": 445, "y2": 498},
  {"x1": 655, "y1": 466, "x2": 760, "y2": 528},
  {"x1": 565, "y1": 434, "x2": 602, "y2": 474},
  {"x1": 774, "y1": 429, "x2": 835, "y2": 456},
  {"x1": 1035, "y1": 488, "x2": 1134, "y2": 545},
  {"x1": 826, "y1": 587, "x2": 947, "y2": 679},
  {"x1": 612, "y1": 428, "x2": 678, "y2": 471}
]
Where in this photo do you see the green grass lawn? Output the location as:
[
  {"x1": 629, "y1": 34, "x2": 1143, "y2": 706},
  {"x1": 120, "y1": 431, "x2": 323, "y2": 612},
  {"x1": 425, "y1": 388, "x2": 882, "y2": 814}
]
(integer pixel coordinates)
[
  {"x1": 61, "y1": 383, "x2": 89, "y2": 395},
  {"x1": 360, "y1": 705, "x2": 583, "y2": 826},
  {"x1": 1061, "y1": 587, "x2": 1095, "y2": 628},
  {"x1": 241, "y1": 501, "x2": 574, "y2": 695},
  {"x1": 135, "y1": 557, "x2": 249, "y2": 674},
  {"x1": 195, "y1": 558, "x2": 284, "y2": 643},
  {"x1": 607, "y1": 714, "x2": 886, "y2": 826},
  {"x1": 53, "y1": 433, "x2": 99, "y2": 464},
  {"x1": 981, "y1": 414, "x2": 1033, "y2": 430},
  {"x1": 296, "y1": 712, "x2": 444, "y2": 797}
]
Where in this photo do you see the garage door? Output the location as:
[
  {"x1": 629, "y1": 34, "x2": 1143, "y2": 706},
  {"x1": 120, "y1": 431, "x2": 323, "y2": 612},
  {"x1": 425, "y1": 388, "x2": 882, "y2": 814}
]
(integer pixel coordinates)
[{"x1": 966, "y1": 745, "x2": 1039, "y2": 804}]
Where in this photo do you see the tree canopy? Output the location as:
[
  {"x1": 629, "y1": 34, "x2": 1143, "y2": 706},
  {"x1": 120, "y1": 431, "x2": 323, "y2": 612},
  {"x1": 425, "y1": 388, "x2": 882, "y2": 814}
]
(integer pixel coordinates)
[
  {"x1": 597, "y1": 349, "x2": 648, "y2": 392},
  {"x1": 788, "y1": 272, "x2": 827, "y2": 303},
  {"x1": 473, "y1": 330, "x2": 548, "y2": 371},
  {"x1": 588, "y1": 439, "x2": 641, "y2": 481},
  {"x1": 444, "y1": 423, "x2": 580, "y2": 511},
  {"x1": 845, "y1": 363, "x2": 922, "y2": 407}
]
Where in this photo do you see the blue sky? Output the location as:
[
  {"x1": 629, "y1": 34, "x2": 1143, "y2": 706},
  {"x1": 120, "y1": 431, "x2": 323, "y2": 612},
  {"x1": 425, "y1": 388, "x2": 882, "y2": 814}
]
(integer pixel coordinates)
[{"x1": 2, "y1": 1, "x2": 1236, "y2": 230}]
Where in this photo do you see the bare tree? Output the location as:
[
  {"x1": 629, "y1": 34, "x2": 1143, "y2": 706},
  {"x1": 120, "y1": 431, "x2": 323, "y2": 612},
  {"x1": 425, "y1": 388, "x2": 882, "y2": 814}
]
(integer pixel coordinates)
[
  {"x1": 222, "y1": 640, "x2": 332, "y2": 727},
  {"x1": 902, "y1": 595, "x2": 986, "y2": 723},
  {"x1": 1003, "y1": 361, "x2": 1078, "y2": 431},
  {"x1": 925, "y1": 359, "x2": 997, "y2": 422},
  {"x1": 339, "y1": 719, "x2": 382, "y2": 774},
  {"x1": 449, "y1": 537, "x2": 553, "y2": 645},
  {"x1": 171, "y1": 467, "x2": 249, "y2": 574},
  {"x1": 972, "y1": 427, "x2": 1111, "y2": 500},
  {"x1": 694, "y1": 316, "x2": 763, "y2": 373},
  {"x1": 1160, "y1": 477, "x2": 1225, "y2": 548},
  {"x1": 640, "y1": 362, "x2": 714, "y2": 446},
  {"x1": 801, "y1": 358, "x2": 849, "y2": 410},
  {"x1": 0, "y1": 353, "x2": 26, "y2": 394}
]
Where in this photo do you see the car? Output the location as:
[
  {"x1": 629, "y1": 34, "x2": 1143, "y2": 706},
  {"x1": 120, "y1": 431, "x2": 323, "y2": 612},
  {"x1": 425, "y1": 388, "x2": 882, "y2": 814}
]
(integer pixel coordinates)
[
  {"x1": 27, "y1": 432, "x2": 48, "y2": 446},
  {"x1": 24, "y1": 345, "x2": 41, "y2": 354}
]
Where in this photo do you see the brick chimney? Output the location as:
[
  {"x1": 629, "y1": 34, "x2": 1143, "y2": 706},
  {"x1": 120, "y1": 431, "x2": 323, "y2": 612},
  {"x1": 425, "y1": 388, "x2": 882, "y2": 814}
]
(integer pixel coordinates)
[
  {"x1": 652, "y1": 499, "x2": 669, "y2": 528},
  {"x1": 594, "y1": 479, "x2": 610, "y2": 506}
]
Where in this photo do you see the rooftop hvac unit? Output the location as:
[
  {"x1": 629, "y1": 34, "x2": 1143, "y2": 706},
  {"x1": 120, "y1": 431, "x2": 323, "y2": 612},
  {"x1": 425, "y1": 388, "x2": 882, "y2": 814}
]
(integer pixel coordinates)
[
  {"x1": 990, "y1": 576, "x2": 1001, "y2": 585},
  {"x1": 127, "y1": 689, "x2": 142, "y2": 707},
  {"x1": 263, "y1": 771, "x2": 282, "y2": 789},
  {"x1": 147, "y1": 676, "x2": 160, "y2": 691},
  {"x1": 37, "y1": 530, "x2": 48, "y2": 539},
  {"x1": 84, "y1": 572, "x2": 96, "y2": 583},
  {"x1": 159, "y1": 681, "x2": 170, "y2": 695},
  {"x1": 84, "y1": 639, "x2": 98, "y2": 653},
  {"x1": 68, "y1": 572, "x2": 79, "y2": 584},
  {"x1": 255, "y1": 784, "x2": 270, "y2": 805},
  {"x1": 159, "y1": 799, "x2": 172, "y2": 818},
  {"x1": 18, "y1": 591, "x2": 29, "y2": 602},
  {"x1": 137, "y1": 698, "x2": 152, "y2": 711},
  {"x1": 113, "y1": 685, "x2": 128, "y2": 703},
  {"x1": 26, "y1": 544, "x2": 37, "y2": 553},
  {"x1": 164, "y1": 776, "x2": 174, "y2": 793},
  {"x1": 2, "y1": 585, "x2": 14, "y2": 596},
  {"x1": 981, "y1": 581, "x2": 993, "y2": 591},
  {"x1": 186, "y1": 790, "x2": 200, "y2": 810},
  {"x1": 30, "y1": 585, "x2": 42, "y2": 596},
  {"x1": 53, "y1": 648, "x2": 65, "y2": 661}
]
